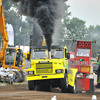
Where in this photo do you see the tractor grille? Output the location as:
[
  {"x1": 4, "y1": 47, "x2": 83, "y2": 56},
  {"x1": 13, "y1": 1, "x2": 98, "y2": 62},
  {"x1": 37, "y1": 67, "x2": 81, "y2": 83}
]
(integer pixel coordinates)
[{"x1": 36, "y1": 63, "x2": 53, "y2": 73}]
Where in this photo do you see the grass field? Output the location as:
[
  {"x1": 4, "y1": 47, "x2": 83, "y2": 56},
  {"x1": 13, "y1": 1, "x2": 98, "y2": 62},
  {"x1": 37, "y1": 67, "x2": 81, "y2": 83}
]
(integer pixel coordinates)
[{"x1": 0, "y1": 82, "x2": 27, "y2": 85}]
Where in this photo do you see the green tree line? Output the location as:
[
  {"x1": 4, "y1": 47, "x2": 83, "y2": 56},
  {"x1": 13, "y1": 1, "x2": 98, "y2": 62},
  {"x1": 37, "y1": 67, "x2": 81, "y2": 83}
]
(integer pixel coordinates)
[{"x1": 59, "y1": 0, "x2": 100, "y2": 55}]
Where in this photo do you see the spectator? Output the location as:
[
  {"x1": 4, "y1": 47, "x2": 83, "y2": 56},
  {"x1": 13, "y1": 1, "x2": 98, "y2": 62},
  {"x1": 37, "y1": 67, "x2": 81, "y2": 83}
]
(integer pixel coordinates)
[
  {"x1": 0, "y1": 64, "x2": 6, "y2": 76},
  {"x1": 7, "y1": 65, "x2": 15, "y2": 81},
  {"x1": 6, "y1": 65, "x2": 12, "y2": 72}
]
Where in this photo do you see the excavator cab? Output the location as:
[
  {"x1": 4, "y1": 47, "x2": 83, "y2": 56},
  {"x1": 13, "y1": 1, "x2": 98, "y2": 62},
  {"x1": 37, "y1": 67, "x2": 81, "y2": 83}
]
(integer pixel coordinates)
[
  {"x1": 4, "y1": 47, "x2": 24, "y2": 69},
  {"x1": 5, "y1": 49, "x2": 15, "y2": 65}
]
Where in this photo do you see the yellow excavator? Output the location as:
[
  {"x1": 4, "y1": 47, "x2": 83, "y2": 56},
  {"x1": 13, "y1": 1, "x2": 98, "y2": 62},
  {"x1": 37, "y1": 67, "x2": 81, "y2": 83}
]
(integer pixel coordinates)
[{"x1": 0, "y1": 0, "x2": 25, "y2": 82}]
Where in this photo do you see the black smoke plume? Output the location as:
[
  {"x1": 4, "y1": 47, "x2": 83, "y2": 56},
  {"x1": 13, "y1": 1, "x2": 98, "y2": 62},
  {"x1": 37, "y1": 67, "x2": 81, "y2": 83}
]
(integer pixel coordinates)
[{"x1": 11, "y1": 0, "x2": 62, "y2": 51}]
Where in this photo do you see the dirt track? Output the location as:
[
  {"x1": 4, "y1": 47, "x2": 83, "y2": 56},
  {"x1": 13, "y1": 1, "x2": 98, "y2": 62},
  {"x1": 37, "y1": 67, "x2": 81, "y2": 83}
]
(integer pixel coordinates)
[{"x1": 0, "y1": 83, "x2": 100, "y2": 100}]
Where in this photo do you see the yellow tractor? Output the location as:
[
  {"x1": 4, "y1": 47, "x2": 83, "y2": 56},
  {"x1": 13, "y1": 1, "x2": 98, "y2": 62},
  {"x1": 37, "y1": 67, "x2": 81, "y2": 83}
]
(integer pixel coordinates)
[{"x1": 27, "y1": 45, "x2": 77, "y2": 93}]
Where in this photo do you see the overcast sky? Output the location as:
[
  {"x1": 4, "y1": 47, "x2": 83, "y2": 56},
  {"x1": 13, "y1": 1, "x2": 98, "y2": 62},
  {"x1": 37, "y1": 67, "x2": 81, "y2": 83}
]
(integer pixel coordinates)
[{"x1": 67, "y1": 0, "x2": 100, "y2": 27}]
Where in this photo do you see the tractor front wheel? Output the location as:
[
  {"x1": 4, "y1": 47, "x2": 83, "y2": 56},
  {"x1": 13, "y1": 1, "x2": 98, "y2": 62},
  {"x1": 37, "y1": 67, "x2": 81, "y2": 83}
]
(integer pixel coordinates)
[
  {"x1": 60, "y1": 73, "x2": 68, "y2": 93},
  {"x1": 28, "y1": 81, "x2": 35, "y2": 90}
]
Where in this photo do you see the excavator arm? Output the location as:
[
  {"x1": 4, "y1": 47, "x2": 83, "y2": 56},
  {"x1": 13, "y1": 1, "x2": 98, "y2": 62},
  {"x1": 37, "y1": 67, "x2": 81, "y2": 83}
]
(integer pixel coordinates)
[{"x1": 0, "y1": 0, "x2": 8, "y2": 65}]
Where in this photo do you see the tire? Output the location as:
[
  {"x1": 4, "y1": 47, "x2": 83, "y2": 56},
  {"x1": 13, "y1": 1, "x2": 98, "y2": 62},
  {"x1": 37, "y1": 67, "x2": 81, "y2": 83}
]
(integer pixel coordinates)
[
  {"x1": 19, "y1": 70, "x2": 26, "y2": 82},
  {"x1": 89, "y1": 79, "x2": 95, "y2": 93},
  {"x1": 96, "y1": 83, "x2": 100, "y2": 88},
  {"x1": 28, "y1": 81, "x2": 35, "y2": 90},
  {"x1": 13, "y1": 71, "x2": 22, "y2": 82},
  {"x1": 8, "y1": 77, "x2": 13, "y2": 84},
  {"x1": 11, "y1": 80, "x2": 13, "y2": 84},
  {"x1": 60, "y1": 73, "x2": 68, "y2": 93},
  {"x1": 8, "y1": 76, "x2": 11, "y2": 84},
  {"x1": 68, "y1": 78, "x2": 77, "y2": 93},
  {"x1": 10, "y1": 78, "x2": 14, "y2": 84},
  {"x1": 96, "y1": 66, "x2": 100, "y2": 88},
  {"x1": 8, "y1": 78, "x2": 10, "y2": 84}
]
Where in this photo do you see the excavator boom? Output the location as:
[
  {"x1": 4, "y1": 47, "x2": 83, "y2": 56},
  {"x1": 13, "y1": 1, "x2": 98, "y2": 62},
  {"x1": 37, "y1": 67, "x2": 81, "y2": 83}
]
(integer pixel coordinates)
[{"x1": 0, "y1": 0, "x2": 8, "y2": 65}]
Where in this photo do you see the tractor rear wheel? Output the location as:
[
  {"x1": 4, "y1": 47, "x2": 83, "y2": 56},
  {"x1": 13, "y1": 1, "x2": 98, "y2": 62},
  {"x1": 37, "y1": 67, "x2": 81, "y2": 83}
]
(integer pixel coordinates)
[
  {"x1": 89, "y1": 79, "x2": 95, "y2": 93},
  {"x1": 68, "y1": 78, "x2": 77, "y2": 93}
]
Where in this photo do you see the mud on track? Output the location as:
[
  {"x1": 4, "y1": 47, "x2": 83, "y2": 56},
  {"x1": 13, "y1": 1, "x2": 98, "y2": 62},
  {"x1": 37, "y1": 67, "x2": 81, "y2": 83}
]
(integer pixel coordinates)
[{"x1": 0, "y1": 83, "x2": 100, "y2": 100}]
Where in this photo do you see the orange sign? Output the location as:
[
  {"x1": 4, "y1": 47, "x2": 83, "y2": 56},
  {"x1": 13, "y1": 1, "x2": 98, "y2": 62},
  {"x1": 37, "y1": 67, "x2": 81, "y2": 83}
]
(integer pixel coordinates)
[{"x1": 81, "y1": 66, "x2": 89, "y2": 72}]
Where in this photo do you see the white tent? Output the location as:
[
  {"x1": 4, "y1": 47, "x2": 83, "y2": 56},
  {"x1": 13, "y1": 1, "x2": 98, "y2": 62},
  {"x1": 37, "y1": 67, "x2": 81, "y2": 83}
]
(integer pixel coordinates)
[{"x1": 6, "y1": 23, "x2": 14, "y2": 46}]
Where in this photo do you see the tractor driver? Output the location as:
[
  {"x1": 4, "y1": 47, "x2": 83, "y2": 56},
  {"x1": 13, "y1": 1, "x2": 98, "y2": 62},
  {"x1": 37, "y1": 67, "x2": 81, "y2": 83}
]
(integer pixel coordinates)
[{"x1": 80, "y1": 50, "x2": 89, "y2": 56}]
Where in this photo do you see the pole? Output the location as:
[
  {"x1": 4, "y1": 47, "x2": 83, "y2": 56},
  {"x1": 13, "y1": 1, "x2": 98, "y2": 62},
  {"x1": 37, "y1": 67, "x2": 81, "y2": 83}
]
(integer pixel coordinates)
[{"x1": 24, "y1": 35, "x2": 25, "y2": 53}]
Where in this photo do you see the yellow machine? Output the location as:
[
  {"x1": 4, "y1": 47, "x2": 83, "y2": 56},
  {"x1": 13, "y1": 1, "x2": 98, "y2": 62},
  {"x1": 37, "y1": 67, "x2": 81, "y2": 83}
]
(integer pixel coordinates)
[
  {"x1": 27, "y1": 45, "x2": 77, "y2": 93},
  {"x1": 0, "y1": 0, "x2": 9, "y2": 66},
  {"x1": 0, "y1": 1, "x2": 25, "y2": 82},
  {"x1": 4, "y1": 46, "x2": 25, "y2": 82}
]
